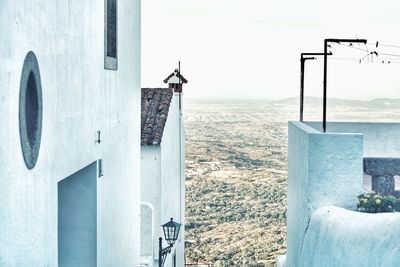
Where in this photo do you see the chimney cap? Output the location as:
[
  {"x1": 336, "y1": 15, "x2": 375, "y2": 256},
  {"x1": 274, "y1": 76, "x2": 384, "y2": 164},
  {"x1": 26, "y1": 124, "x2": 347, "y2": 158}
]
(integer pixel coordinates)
[{"x1": 163, "y1": 69, "x2": 188, "y2": 84}]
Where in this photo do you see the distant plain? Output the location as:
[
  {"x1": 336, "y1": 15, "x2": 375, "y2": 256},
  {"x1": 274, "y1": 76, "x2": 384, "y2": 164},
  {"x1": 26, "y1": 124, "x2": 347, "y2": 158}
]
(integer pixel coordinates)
[{"x1": 184, "y1": 97, "x2": 400, "y2": 266}]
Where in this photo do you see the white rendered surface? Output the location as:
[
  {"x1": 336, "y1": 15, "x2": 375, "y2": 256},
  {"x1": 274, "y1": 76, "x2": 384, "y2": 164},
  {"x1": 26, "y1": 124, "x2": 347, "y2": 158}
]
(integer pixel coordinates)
[
  {"x1": 286, "y1": 121, "x2": 400, "y2": 266},
  {"x1": 141, "y1": 93, "x2": 185, "y2": 267},
  {"x1": 160, "y1": 93, "x2": 186, "y2": 267},
  {"x1": 140, "y1": 202, "x2": 156, "y2": 266},
  {"x1": 141, "y1": 147, "x2": 161, "y2": 267},
  {"x1": 166, "y1": 75, "x2": 184, "y2": 84},
  {"x1": 306, "y1": 121, "x2": 400, "y2": 157},
  {"x1": 276, "y1": 255, "x2": 286, "y2": 267},
  {"x1": 300, "y1": 206, "x2": 400, "y2": 267},
  {"x1": 286, "y1": 121, "x2": 363, "y2": 267},
  {"x1": 0, "y1": 1, "x2": 141, "y2": 266}
]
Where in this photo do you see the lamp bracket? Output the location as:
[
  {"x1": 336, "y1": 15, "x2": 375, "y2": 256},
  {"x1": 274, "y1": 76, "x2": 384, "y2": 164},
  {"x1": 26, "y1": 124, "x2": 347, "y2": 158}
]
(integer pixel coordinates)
[{"x1": 160, "y1": 245, "x2": 172, "y2": 267}]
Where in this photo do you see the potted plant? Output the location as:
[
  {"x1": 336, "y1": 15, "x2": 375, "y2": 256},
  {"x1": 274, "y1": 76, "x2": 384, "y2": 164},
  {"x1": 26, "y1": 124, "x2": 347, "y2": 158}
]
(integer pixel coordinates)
[{"x1": 357, "y1": 192, "x2": 400, "y2": 213}]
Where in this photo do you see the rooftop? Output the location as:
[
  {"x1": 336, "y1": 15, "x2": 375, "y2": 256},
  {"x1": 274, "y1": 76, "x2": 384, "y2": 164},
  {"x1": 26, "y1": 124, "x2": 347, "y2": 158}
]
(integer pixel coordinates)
[
  {"x1": 141, "y1": 88, "x2": 173, "y2": 145},
  {"x1": 163, "y1": 69, "x2": 188, "y2": 84}
]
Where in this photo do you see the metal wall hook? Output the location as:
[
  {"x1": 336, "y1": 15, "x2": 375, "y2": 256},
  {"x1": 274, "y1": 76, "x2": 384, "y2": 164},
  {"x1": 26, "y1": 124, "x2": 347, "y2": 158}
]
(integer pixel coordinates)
[{"x1": 96, "y1": 130, "x2": 101, "y2": 144}]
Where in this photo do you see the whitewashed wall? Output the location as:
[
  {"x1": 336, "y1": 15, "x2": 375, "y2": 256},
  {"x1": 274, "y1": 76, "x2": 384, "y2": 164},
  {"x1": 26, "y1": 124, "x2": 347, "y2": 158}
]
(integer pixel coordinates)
[
  {"x1": 299, "y1": 205, "x2": 400, "y2": 267},
  {"x1": 0, "y1": 0, "x2": 141, "y2": 266},
  {"x1": 284, "y1": 121, "x2": 400, "y2": 267},
  {"x1": 160, "y1": 93, "x2": 185, "y2": 267},
  {"x1": 306, "y1": 122, "x2": 400, "y2": 157},
  {"x1": 286, "y1": 121, "x2": 363, "y2": 267},
  {"x1": 140, "y1": 202, "x2": 156, "y2": 266},
  {"x1": 141, "y1": 93, "x2": 185, "y2": 267},
  {"x1": 141, "y1": 146, "x2": 161, "y2": 267}
]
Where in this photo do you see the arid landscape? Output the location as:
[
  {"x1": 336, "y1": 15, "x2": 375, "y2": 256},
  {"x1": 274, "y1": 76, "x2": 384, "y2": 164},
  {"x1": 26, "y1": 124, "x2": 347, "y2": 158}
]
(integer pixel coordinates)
[{"x1": 184, "y1": 97, "x2": 400, "y2": 266}]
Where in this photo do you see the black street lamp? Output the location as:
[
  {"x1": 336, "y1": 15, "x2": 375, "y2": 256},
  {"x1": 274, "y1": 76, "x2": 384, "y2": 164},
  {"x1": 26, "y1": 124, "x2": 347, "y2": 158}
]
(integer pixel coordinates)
[{"x1": 159, "y1": 218, "x2": 181, "y2": 267}]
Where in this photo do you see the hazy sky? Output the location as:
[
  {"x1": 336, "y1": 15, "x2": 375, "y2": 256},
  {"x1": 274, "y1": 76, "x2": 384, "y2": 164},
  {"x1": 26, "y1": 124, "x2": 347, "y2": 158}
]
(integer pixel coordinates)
[{"x1": 142, "y1": 0, "x2": 400, "y2": 100}]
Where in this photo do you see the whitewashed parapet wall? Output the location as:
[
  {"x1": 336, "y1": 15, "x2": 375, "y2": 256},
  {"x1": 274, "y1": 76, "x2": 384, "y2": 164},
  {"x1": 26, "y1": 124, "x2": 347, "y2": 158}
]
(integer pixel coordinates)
[
  {"x1": 284, "y1": 121, "x2": 400, "y2": 267},
  {"x1": 0, "y1": 0, "x2": 141, "y2": 266},
  {"x1": 306, "y1": 122, "x2": 400, "y2": 157},
  {"x1": 299, "y1": 205, "x2": 400, "y2": 266},
  {"x1": 285, "y1": 121, "x2": 363, "y2": 267}
]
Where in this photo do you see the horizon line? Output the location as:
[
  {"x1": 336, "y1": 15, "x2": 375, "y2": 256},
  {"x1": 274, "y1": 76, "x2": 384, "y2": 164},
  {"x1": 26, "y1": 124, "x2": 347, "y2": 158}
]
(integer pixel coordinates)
[{"x1": 185, "y1": 96, "x2": 400, "y2": 102}]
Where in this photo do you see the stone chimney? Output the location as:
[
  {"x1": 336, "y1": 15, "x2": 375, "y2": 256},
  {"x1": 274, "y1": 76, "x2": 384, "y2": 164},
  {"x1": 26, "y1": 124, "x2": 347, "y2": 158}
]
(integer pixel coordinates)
[{"x1": 163, "y1": 69, "x2": 188, "y2": 93}]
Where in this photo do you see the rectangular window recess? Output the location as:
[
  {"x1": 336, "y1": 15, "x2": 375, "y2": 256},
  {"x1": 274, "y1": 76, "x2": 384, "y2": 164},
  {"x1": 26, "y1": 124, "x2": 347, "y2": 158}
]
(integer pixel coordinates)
[
  {"x1": 104, "y1": 0, "x2": 118, "y2": 70},
  {"x1": 58, "y1": 162, "x2": 97, "y2": 267}
]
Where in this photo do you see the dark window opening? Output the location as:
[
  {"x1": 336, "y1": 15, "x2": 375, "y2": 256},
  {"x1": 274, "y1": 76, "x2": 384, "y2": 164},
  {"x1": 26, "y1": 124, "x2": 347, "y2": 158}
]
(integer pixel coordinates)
[
  {"x1": 25, "y1": 72, "x2": 39, "y2": 148},
  {"x1": 107, "y1": 0, "x2": 117, "y2": 58},
  {"x1": 105, "y1": 0, "x2": 117, "y2": 70}
]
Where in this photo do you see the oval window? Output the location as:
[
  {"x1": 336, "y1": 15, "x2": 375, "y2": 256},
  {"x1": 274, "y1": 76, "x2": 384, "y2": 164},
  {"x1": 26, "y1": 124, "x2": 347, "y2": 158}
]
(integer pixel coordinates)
[{"x1": 19, "y1": 51, "x2": 43, "y2": 169}]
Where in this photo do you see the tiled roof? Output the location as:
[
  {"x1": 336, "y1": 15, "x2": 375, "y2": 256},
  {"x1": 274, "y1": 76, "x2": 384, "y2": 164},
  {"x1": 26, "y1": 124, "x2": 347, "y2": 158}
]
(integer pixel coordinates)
[{"x1": 141, "y1": 88, "x2": 174, "y2": 145}]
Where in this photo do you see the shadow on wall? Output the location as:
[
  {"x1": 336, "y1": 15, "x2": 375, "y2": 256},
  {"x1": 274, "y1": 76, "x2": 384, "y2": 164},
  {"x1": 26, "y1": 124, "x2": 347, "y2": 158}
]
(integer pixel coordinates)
[{"x1": 58, "y1": 161, "x2": 97, "y2": 267}]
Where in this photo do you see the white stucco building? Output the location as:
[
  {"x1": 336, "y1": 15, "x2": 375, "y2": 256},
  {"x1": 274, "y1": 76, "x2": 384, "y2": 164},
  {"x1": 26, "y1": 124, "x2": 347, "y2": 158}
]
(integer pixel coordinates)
[
  {"x1": 279, "y1": 121, "x2": 400, "y2": 267},
  {"x1": 140, "y1": 71, "x2": 187, "y2": 267},
  {"x1": 0, "y1": 1, "x2": 141, "y2": 266}
]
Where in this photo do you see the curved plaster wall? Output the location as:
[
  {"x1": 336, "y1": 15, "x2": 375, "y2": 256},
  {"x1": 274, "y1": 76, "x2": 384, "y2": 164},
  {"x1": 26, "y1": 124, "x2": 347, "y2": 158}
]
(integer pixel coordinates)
[{"x1": 300, "y1": 206, "x2": 400, "y2": 267}]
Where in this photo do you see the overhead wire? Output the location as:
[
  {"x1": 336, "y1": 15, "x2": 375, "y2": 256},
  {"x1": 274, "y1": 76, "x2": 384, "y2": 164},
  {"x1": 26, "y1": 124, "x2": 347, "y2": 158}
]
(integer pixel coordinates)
[
  {"x1": 301, "y1": 39, "x2": 400, "y2": 122},
  {"x1": 328, "y1": 56, "x2": 400, "y2": 64},
  {"x1": 339, "y1": 43, "x2": 400, "y2": 57},
  {"x1": 329, "y1": 57, "x2": 360, "y2": 62},
  {"x1": 330, "y1": 42, "x2": 400, "y2": 65},
  {"x1": 376, "y1": 52, "x2": 400, "y2": 57},
  {"x1": 367, "y1": 42, "x2": 400, "y2": 49}
]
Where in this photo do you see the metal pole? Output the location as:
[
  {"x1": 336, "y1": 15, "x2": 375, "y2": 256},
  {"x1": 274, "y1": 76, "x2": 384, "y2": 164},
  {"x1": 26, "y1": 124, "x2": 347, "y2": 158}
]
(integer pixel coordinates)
[
  {"x1": 300, "y1": 58, "x2": 305, "y2": 121},
  {"x1": 322, "y1": 38, "x2": 367, "y2": 132},
  {"x1": 323, "y1": 40, "x2": 328, "y2": 132},
  {"x1": 299, "y1": 53, "x2": 329, "y2": 122},
  {"x1": 178, "y1": 61, "x2": 181, "y2": 111},
  {"x1": 178, "y1": 60, "x2": 183, "y2": 244},
  {"x1": 159, "y1": 237, "x2": 162, "y2": 267}
]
